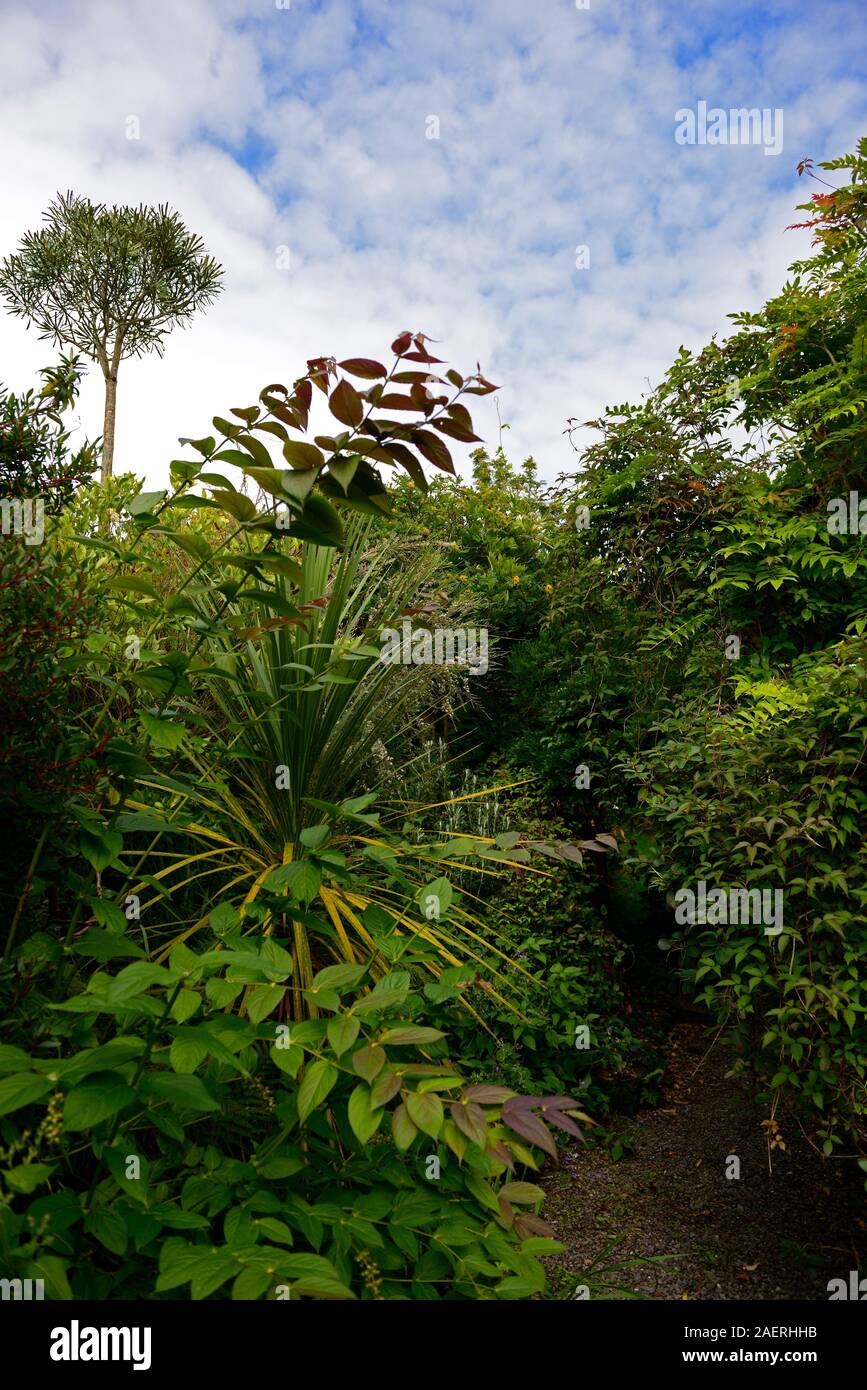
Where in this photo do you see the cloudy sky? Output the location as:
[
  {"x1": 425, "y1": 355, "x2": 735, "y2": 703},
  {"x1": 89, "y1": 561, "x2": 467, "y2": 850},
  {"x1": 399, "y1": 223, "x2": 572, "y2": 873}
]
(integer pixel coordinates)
[{"x1": 1, "y1": 0, "x2": 865, "y2": 486}]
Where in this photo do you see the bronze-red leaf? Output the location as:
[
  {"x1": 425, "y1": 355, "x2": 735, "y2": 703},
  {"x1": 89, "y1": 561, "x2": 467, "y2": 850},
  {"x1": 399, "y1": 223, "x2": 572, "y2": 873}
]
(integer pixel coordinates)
[
  {"x1": 329, "y1": 379, "x2": 365, "y2": 429},
  {"x1": 338, "y1": 358, "x2": 388, "y2": 379},
  {"x1": 450, "y1": 1101, "x2": 487, "y2": 1147},
  {"x1": 413, "y1": 429, "x2": 454, "y2": 474},
  {"x1": 434, "y1": 419, "x2": 483, "y2": 443},
  {"x1": 375, "y1": 393, "x2": 426, "y2": 412},
  {"x1": 514, "y1": 1212, "x2": 557, "y2": 1240},
  {"x1": 463, "y1": 1084, "x2": 516, "y2": 1104},
  {"x1": 392, "y1": 371, "x2": 445, "y2": 385},
  {"x1": 381, "y1": 442, "x2": 428, "y2": 490},
  {"x1": 501, "y1": 1103, "x2": 558, "y2": 1158}
]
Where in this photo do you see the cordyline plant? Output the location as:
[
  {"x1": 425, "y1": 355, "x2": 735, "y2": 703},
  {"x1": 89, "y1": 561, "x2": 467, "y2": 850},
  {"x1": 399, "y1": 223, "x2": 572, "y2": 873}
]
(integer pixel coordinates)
[{"x1": 0, "y1": 192, "x2": 224, "y2": 482}]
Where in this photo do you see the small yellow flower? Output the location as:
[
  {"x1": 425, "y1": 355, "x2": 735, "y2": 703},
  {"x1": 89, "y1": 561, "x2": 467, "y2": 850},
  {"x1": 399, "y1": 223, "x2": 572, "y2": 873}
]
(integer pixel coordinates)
[
  {"x1": 511, "y1": 574, "x2": 521, "y2": 585},
  {"x1": 544, "y1": 583, "x2": 553, "y2": 594},
  {"x1": 458, "y1": 574, "x2": 468, "y2": 583}
]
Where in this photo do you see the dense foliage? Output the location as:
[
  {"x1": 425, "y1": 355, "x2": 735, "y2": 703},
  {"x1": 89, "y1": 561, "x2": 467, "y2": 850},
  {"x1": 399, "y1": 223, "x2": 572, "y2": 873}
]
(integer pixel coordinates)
[
  {"x1": 392, "y1": 143, "x2": 867, "y2": 1159},
  {"x1": 2, "y1": 142, "x2": 866, "y2": 1304}
]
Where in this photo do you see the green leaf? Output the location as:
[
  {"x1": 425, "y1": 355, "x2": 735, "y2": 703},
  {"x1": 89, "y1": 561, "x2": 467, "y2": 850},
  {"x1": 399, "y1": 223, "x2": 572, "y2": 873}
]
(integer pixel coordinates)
[
  {"x1": 500, "y1": 1181, "x2": 546, "y2": 1205},
  {"x1": 140, "y1": 712, "x2": 186, "y2": 749},
  {"x1": 26, "y1": 1254, "x2": 72, "y2": 1301},
  {"x1": 348, "y1": 1084, "x2": 383, "y2": 1144},
  {"x1": 326, "y1": 455, "x2": 360, "y2": 493},
  {"x1": 313, "y1": 963, "x2": 367, "y2": 992},
  {"x1": 191, "y1": 1255, "x2": 240, "y2": 1300},
  {"x1": 465, "y1": 1172, "x2": 500, "y2": 1213},
  {"x1": 270, "y1": 1041, "x2": 304, "y2": 1079},
  {"x1": 352, "y1": 989, "x2": 406, "y2": 1016},
  {"x1": 352, "y1": 1044, "x2": 386, "y2": 1082},
  {"x1": 258, "y1": 1155, "x2": 304, "y2": 1179},
  {"x1": 252, "y1": 553, "x2": 304, "y2": 583},
  {"x1": 156, "y1": 1243, "x2": 238, "y2": 1298},
  {"x1": 519, "y1": 1237, "x2": 565, "y2": 1256},
  {"x1": 235, "y1": 433, "x2": 273, "y2": 468},
  {"x1": 392, "y1": 1102, "x2": 418, "y2": 1151},
  {"x1": 207, "y1": 978, "x2": 244, "y2": 1007},
  {"x1": 84, "y1": 1207, "x2": 128, "y2": 1257},
  {"x1": 326, "y1": 1015, "x2": 360, "y2": 1057},
  {"x1": 102, "y1": 961, "x2": 178, "y2": 1005},
  {"x1": 5, "y1": 1162, "x2": 55, "y2": 1194},
  {"x1": 209, "y1": 902, "x2": 241, "y2": 934},
  {"x1": 156, "y1": 1240, "x2": 210, "y2": 1291},
  {"x1": 379, "y1": 1026, "x2": 445, "y2": 1046},
  {"x1": 232, "y1": 1267, "x2": 273, "y2": 1300},
  {"x1": 264, "y1": 861, "x2": 322, "y2": 904},
  {"x1": 417, "y1": 876, "x2": 453, "y2": 920},
  {"x1": 297, "y1": 1060, "x2": 338, "y2": 1123},
  {"x1": 289, "y1": 494, "x2": 343, "y2": 546},
  {"x1": 210, "y1": 489, "x2": 258, "y2": 522},
  {"x1": 73, "y1": 928, "x2": 145, "y2": 962},
  {"x1": 256, "y1": 1217, "x2": 295, "y2": 1245},
  {"x1": 299, "y1": 824, "x2": 331, "y2": 850},
  {"x1": 405, "y1": 1091, "x2": 443, "y2": 1138},
  {"x1": 142, "y1": 1072, "x2": 220, "y2": 1112},
  {"x1": 89, "y1": 899, "x2": 129, "y2": 934},
  {"x1": 282, "y1": 440, "x2": 326, "y2": 471},
  {"x1": 0, "y1": 1046, "x2": 31, "y2": 1074},
  {"x1": 169, "y1": 1032, "x2": 209, "y2": 1074},
  {"x1": 103, "y1": 1146, "x2": 151, "y2": 1204},
  {"x1": 126, "y1": 490, "x2": 167, "y2": 517},
  {"x1": 64, "y1": 1073, "x2": 136, "y2": 1131},
  {"x1": 54, "y1": 1037, "x2": 145, "y2": 1085},
  {"x1": 495, "y1": 1275, "x2": 542, "y2": 1299},
  {"x1": 79, "y1": 823, "x2": 123, "y2": 872},
  {"x1": 271, "y1": 465, "x2": 324, "y2": 508},
  {"x1": 278, "y1": 1253, "x2": 355, "y2": 1299},
  {"x1": 370, "y1": 1071, "x2": 402, "y2": 1108},
  {"x1": 105, "y1": 575, "x2": 160, "y2": 598},
  {"x1": 170, "y1": 987, "x2": 201, "y2": 1023},
  {"x1": 169, "y1": 459, "x2": 202, "y2": 483},
  {"x1": 246, "y1": 982, "x2": 286, "y2": 1025}
]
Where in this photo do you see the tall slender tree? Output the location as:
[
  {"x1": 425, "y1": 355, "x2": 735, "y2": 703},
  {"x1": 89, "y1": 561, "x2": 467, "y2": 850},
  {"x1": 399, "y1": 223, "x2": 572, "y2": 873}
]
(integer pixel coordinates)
[{"x1": 0, "y1": 192, "x2": 224, "y2": 481}]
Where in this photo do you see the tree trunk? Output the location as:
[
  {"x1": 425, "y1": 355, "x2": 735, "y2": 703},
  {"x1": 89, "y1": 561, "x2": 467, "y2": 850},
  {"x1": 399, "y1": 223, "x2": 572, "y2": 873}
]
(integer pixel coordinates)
[{"x1": 101, "y1": 371, "x2": 118, "y2": 484}]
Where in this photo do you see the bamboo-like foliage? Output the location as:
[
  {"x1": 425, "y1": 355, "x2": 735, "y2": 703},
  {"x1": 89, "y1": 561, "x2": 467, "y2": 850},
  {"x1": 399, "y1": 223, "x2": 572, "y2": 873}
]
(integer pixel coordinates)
[
  {"x1": 196, "y1": 519, "x2": 439, "y2": 846},
  {"x1": 126, "y1": 518, "x2": 543, "y2": 1018}
]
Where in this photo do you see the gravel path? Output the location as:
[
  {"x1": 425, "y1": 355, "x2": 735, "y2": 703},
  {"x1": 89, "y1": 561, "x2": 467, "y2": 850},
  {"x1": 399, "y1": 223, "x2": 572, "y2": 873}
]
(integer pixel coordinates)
[{"x1": 544, "y1": 1020, "x2": 864, "y2": 1300}]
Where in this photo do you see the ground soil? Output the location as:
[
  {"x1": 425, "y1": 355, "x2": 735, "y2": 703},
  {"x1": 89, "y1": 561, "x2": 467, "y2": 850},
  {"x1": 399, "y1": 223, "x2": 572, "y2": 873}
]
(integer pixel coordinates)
[{"x1": 543, "y1": 1018, "x2": 865, "y2": 1300}]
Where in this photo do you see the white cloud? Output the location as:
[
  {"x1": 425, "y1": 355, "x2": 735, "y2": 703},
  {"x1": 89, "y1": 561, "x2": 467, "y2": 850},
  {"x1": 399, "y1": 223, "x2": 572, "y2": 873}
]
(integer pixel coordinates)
[{"x1": 0, "y1": 0, "x2": 864, "y2": 489}]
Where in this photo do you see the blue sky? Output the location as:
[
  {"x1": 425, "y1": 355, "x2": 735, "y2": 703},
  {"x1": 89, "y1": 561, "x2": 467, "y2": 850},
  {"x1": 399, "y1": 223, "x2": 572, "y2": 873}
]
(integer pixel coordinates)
[{"x1": 1, "y1": 0, "x2": 865, "y2": 483}]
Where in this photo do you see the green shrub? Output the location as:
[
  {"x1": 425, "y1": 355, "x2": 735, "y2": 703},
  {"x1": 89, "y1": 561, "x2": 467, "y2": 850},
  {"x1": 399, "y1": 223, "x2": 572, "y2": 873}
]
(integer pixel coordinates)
[{"x1": 0, "y1": 928, "x2": 586, "y2": 1300}]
